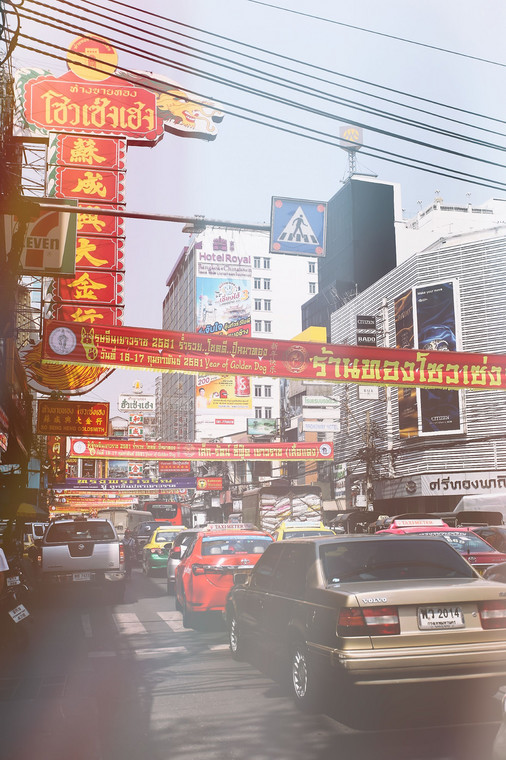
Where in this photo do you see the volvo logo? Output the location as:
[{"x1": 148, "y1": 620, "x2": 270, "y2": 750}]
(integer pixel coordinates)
[{"x1": 362, "y1": 597, "x2": 387, "y2": 604}]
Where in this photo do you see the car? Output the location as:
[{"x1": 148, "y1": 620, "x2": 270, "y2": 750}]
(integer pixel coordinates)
[
  {"x1": 471, "y1": 525, "x2": 506, "y2": 553},
  {"x1": 376, "y1": 518, "x2": 506, "y2": 573},
  {"x1": 142, "y1": 526, "x2": 186, "y2": 576},
  {"x1": 38, "y1": 516, "x2": 126, "y2": 602},
  {"x1": 225, "y1": 535, "x2": 506, "y2": 712},
  {"x1": 483, "y1": 562, "x2": 506, "y2": 584},
  {"x1": 131, "y1": 520, "x2": 174, "y2": 563},
  {"x1": 166, "y1": 529, "x2": 199, "y2": 595},
  {"x1": 174, "y1": 525, "x2": 273, "y2": 627},
  {"x1": 273, "y1": 519, "x2": 336, "y2": 541}
]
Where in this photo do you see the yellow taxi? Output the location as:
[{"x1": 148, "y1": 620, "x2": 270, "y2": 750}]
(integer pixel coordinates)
[
  {"x1": 272, "y1": 519, "x2": 336, "y2": 541},
  {"x1": 142, "y1": 525, "x2": 186, "y2": 576}
]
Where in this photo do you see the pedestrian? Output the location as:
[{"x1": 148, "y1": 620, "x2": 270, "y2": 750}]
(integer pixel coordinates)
[{"x1": 123, "y1": 529, "x2": 135, "y2": 578}]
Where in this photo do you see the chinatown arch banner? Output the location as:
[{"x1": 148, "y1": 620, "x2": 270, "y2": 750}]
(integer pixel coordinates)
[
  {"x1": 68, "y1": 438, "x2": 334, "y2": 462},
  {"x1": 42, "y1": 320, "x2": 506, "y2": 393}
]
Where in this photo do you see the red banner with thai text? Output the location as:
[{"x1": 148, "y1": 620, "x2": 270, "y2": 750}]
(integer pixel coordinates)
[{"x1": 43, "y1": 320, "x2": 506, "y2": 392}]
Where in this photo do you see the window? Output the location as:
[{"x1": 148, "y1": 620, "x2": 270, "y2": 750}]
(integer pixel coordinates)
[
  {"x1": 254, "y1": 299, "x2": 262, "y2": 310},
  {"x1": 250, "y1": 544, "x2": 283, "y2": 590},
  {"x1": 263, "y1": 258, "x2": 270, "y2": 269},
  {"x1": 264, "y1": 300, "x2": 271, "y2": 311},
  {"x1": 254, "y1": 278, "x2": 261, "y2": 289},
  {"x1": 254, "y1": 407, "x2": 262, "y2": 418},
  {"x1": 264, "y1": 386, "x2": 271, "y2": 397},
  {"x1": 254, "y1": 257, "x2": 261, "y2": 268},
  {"x1": 263, "y1": 279, "x2": 271, "y2": 290},
  {"x1": 309, "y1": 282, "x2": 316, "y2": 294},
  {"x1": 264, "y1": 321, "x2": 271, "y2": 333},
  {"x1": 308, "y1": 262, "x2": 316, "y2": 273},
  {"x1": 271, "y1": 544, "x2": 311, "y2": 597},
  {"x1": 264, "y1": 408, "x2": 272, "y2": 419},
  {"x1": 254, "y1": 385, "x2": 262, "y2": 397},
  {"x1": 254, "y1": 320, "x2": 262, "y2": 332}
]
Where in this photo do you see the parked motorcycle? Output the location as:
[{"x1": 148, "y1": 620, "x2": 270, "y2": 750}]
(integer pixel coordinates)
[{"x1": 0, "y1": 554, "x2": 33, "y2": 647}]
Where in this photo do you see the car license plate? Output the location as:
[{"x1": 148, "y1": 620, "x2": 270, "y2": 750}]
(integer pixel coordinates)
[
  {"x1": 8, "y1": 604, "x2": 30, "y2": 623},
  {"x1": 418, "y1": 606, "x2": 465, "y2": 630},
  {"x1": 73, "y1": 572, "x2": 91, "y2": 582},
  {"x1": 7, "y1": 575, "x2": 20, "y2": 586}
]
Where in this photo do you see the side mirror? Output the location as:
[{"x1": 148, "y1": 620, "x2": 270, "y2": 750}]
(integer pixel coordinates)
[
  {"x1": 233, "y1": 572, "x2": 249, "y2": 586},
  {"x1": 163, "y1": 542, "x2": 173, "y2": 550},
  {"x1": 170, "y1": 546, "x2": 182, "y2": 558}
]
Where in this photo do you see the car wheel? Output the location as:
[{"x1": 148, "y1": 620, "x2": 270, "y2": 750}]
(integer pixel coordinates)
[
  {"x1": 228, "y1": 610, "x2": 246, "y2": 661},
  {"x1": 290, "y1": 640, "x2": 323, "y2": 712},
  {"x1": 175, "y1": 593, "x2": 182, "y2": 612},
  {"x1": 182, "y1": 595, "x2": 196, "y2": 628}
]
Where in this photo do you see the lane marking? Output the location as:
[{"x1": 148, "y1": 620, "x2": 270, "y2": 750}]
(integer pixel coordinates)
[
  {"x1": 113, "y1": 612, "x2": 147, "y2": 635},
  {"x1": 136, "y1": 646, "x2": 187, "y2": 658},
  {"x1": 207, "y1": 644, "x2": 230, "y2": 652},
  {"x1": 156, "y1": 611, "x2": 185, "y2": 633},
  {"x1": 81, "y1": 613, "x2": 93, "y2": 638}
]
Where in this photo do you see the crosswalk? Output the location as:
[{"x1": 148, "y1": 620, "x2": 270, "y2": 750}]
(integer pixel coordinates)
[{"x1": 80, "y1": 609, "x2": 230, "y2": 659}]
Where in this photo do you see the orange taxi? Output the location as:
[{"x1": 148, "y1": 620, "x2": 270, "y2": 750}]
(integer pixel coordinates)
[{"x1": 175, "y1": 524, "x2": 273, "y2": 627}]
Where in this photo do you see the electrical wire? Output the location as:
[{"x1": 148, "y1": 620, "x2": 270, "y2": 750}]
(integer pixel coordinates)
[
  {"x1": 15, "y1": 39, "x2": 506, "y2": 194},
  {"x1": 15, "y1": 3, "x2": 506, "y2": 158},
  {"x1": 245, "y1": 0, "x2": 506, "y2": 71}
]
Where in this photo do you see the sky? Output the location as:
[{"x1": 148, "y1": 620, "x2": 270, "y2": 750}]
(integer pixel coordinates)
[{"x1": 6, "y1": 0, "x2": 506, "y2": 412}]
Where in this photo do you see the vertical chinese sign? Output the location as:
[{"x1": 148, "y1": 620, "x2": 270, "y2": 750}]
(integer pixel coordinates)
[{"x1": 14, "y1": 34, "x2": 223, "y2": 395}]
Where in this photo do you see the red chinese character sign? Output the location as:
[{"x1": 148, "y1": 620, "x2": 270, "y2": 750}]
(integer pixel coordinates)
[{"x1": 14, "y1": 35, "x2": 223, "y2": 395}]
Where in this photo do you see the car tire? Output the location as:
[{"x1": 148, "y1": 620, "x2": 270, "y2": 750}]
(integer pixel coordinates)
[
  {"x1": 175, "y1": 593, "x2": 182, "y2": 612},
  {"x1": 228, "y1": 610, "x2": 246, "y2": 661},
  {"x1": 289, "y1": 639, "x2": 323, "y2": 713},
  {"x1": 182, "y1": 595, "x2": 196, "y2": 628}
]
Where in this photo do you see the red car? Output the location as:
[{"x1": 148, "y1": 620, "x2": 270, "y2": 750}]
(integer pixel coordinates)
[
  {"x1": 175, "y1": 525, "x2": 273, "y2": 627},
  {"x1": 377, "y1": 518, "x2": 506, "y2": 574}
]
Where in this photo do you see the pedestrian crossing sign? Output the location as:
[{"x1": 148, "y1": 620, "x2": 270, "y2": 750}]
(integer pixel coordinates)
[{"x1": 270, "y1": 197, "x2": 327, "y2": 256}]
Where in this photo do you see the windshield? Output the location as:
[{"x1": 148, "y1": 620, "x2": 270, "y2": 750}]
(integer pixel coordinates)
[
  {"x1": 45, "y1": 521, "x2": 115, "y2": 543},
  {"x1": 320, "y1": 539, "x2": 476, "y2": 583},
  {"x1": 284, "y1": 530, "x2": 335, "y2": 540},
  {"x1": 409, "y1": 530, "x2": 498, "y2": 554},
  {"x1": 202, "y1": 535, "x2": 272, "y2": 556},
  {"x1": 154, "y1": 532, "x2": 179, "y2": 543}
]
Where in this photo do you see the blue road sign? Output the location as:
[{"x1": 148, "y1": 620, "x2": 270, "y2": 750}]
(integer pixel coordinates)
[{"x1": 270, "y1": 197, "x2": 327, "y2": 256}]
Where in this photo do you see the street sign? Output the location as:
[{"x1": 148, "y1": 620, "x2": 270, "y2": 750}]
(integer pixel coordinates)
[
  {"x1": 303, "y1": 396, "x2": 340, "y2": 407},
  {"x1": 270, "y1": 197, "x2": 327, "y2": 256}
]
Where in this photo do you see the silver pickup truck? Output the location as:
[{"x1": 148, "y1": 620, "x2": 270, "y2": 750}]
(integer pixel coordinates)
[{"x1": 39, "y1": 516, "x2": 126, "y2": 602}]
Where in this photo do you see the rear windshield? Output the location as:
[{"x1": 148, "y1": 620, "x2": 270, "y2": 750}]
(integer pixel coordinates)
[
  {"x1": 45, "y1": 521, "x2": 115, "y2": 543},
  {"x1": 320, "y1": 539, "x2": 476, "y2": 583},
  {"x1": 154, "y1": 531, "x2": 180, "y2": 543},
  {"x1": 202, "y1": 535, "x2": 272, "y2": 556},
  {"x1": 284, "y1": 530, "x2": 335, "y2": 540},
  {"x1": 409, "y1": 531, "x2": 498, "y2": 554}
]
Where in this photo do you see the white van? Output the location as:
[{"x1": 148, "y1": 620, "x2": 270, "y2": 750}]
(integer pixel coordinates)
[{"x1": 96, "y1": 508, "x2": 153, "y2": 538}]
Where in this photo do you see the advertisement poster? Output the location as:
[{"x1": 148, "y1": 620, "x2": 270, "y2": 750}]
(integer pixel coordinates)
[
  {"x1": 394, "y1": 289, "x2": 418, "y2": 438},
  {"x1": 196, "y1": 277, "x2": 251, "y2": 337},
  {"x1": 416, "y1": 281, "x2": 463, "y2": 436},
  {"x1": 196, "y1": 374, "x2": 251, "y2": 416}
]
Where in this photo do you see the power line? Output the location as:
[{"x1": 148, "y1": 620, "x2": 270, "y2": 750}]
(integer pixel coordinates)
[
  {"x1": 14, "y1": 39, "x2": 506, "y2": 194},
  {"x1": 22, "y1": 0, "x2": 506, "y2": 130},
  {"x1": 246, "y1": 0, "x2": 506, "y2": 70},
  {"x1": 16, "y1": 2, "x2": 506, "y2": 154}
]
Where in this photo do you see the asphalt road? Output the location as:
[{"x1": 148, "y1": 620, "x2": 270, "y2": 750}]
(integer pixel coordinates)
[{"x1": 0, "y1": 568, "x2": 502, "y2": 760}]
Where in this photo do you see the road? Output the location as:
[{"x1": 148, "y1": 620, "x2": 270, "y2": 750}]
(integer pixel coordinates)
[{"x1": 0, "y1": 568, "x2": 502, "y2": 760}]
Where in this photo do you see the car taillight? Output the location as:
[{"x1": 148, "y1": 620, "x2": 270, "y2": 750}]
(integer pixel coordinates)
[
  {"x1": 479, "y1": 600, "x2": 506, "y2": 629},
  {"x1": 119, "y1": 544, "x2": 125, "y2": 563},
  {"x1": 338, "y1": 606, "x2": 400, "y2": 636},
  {"x1": 192, "y1": 564, "x2": 206, "y2": 575}
]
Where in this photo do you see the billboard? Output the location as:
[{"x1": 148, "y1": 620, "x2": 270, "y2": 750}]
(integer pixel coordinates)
[
  {"x1": 394, "y1": 281, "x2": 462, "y2": 438},
  {"x1": 196, "y1": 374, "x2": 251, "y2": 416},
  {"x1": 196, "y1": 277, "x2": 251, "y2": 338},
  {"x1": 247, "y1": 418, "x2": 278, "y2": 436}
]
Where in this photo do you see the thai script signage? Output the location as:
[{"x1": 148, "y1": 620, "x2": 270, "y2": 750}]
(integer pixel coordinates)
[
  {"x1": 43, "y1": 320, "x2": 506, "y2": 392},
  {"x1": 68, "y1": 438, "x2": 334, "y2": 461},
  {"x1": 118, "y1": 394, "x2": 155, "y2": 412},
  {"x1": 37, "y1": 400, "x2": 109, "y2": 436},
  {"x1": 421, "y1": 472, "x2": 506, "y2": 496},
  {"x1": 64, "y1": 477, "x2": 219, "y2": 490}
]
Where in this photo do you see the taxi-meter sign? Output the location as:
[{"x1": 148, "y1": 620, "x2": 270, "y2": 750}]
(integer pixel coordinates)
[{"x1": 270, "y1": 197, "x2": 327, "y2": 257}]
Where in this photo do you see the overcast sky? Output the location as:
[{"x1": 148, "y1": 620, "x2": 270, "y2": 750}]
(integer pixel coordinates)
[{"x1": 9, "y1": 0, "x2": 506, "y2": 411}]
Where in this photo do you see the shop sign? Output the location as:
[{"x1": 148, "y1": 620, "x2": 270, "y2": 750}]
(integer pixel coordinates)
[
  {"x1": 303, "y1": 396, "x2": 339, "y2": 407},
  {"x1": 421, "y1": 472, "x2": 506, "y2": 496},
  {"x1": 158, "y1": 461, "x2": 191, "y2": 473},
  {"x1": 49, "y1": 166, "x2": 126, "y2": 203},
  {"x1": 53, "y1": 271, "x2": 124, "y2": 305},
  {"x1": 77, "y1": 204, "x2": 125, "y2": 238},
  {"x1": 37, "y1": 400, "x2": 109, "y2": 436},
  {"x1": 118, "y1": 394, "x2": 155, "y2": 412},
  {"x1": 48, "y1": 134, "x2": 127, "y2": 170},
  {"x1": 52, "y1": 304, "x2": 124, "y2": 326},
  {"x1": 75, "y1": 237, "x2": 125, "y2": 271},
  {"x1": 68, "y1": 438, "x2": 334, "y2": 461}
]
